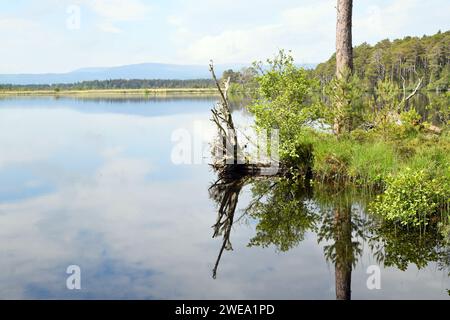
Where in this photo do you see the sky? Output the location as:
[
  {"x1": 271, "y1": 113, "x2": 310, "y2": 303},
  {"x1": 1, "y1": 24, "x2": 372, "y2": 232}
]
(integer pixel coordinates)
[{"x1": 0, "y1": 0, "x2": 449, "y2": 74}]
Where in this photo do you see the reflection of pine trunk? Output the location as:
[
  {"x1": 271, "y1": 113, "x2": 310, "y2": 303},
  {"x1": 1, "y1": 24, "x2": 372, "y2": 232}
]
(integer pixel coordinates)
[{"x1": 334, "y1": 205, "x2": 352, "y2": 300}]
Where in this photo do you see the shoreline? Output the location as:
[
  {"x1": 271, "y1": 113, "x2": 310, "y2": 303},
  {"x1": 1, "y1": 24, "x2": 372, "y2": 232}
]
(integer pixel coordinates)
[{"x1": 0, "y1": 88, "x2": 220, "y2": 97}]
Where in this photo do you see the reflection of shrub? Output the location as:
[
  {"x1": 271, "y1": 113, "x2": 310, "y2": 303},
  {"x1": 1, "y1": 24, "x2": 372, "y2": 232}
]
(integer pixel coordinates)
[
  {"x1": 369, "y1": 221, "x2": 447, "y2": 271},
  {"x1": 371, "y1": 168, "x2": 449, "y2": 228},
  {"x1": 439, "y1": 217, "x2": 450, "y2": 245},
  {"x1": 247, "y1": 178, "x2": 317, "y2": 252}
]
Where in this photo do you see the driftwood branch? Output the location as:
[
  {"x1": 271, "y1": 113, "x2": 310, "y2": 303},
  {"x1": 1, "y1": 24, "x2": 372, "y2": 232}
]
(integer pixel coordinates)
[
  {"x1": 404, "y1": 78, "x2": 422, "y2": 102},
  {"x1": 397, "y1": 77, "x2": 422, "y2": 111}
]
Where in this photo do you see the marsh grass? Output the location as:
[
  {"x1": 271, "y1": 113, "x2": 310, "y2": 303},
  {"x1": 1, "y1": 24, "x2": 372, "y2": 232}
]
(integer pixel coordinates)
[{"x1": 288, "y1": 127, "x2": 450, "y2": 229}]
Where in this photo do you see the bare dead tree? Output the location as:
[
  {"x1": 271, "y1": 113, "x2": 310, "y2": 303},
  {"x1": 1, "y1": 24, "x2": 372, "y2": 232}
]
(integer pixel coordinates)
[
  {"x1": 209, "y1": 61, "x2": 242, "y2": 169},
  {"x1": 397, "y1": 76, "x2": 423, "y2": 112},
  {"x1": 209, "y1": 61, "x2": 283, "y2": 176}
]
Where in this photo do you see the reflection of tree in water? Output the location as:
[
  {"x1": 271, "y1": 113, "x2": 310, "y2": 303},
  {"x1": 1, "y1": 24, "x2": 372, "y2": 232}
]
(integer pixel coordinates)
[
  {"x1": 368, "y1": 218, "x2": 450, "y2": 296},
  {"x1": 210, "y1": 176, "x2": 450, "y2": 298},
  {"x1": 314, "y1": 186, "x2": 370, "y2": 300},
  {"x1": 209, "y1": 176, "x2": 248, "y2": 279},
  {"x1": 246, "y1": 178, "x2": 316, "y2": 252},
  {"x1": 368, "y1": 219, "x2": 449, "y2": 271}
]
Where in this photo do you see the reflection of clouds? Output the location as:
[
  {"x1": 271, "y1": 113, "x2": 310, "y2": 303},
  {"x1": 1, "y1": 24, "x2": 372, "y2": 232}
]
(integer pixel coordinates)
[
  {"x1": 0, "y1": 102, "x2": 448, "y2": 299},
  {"x1": 0, "y1": 151, "x2": 333, "y2": 299},
  {"x1": 1, "y1": 155, "x2": 448, "y2": 299},
  {"x1": 0, "y1": 106, "x2": 212, "y2": 169},
  {"x1": 353, "y1": 242, "x2": 449, "y2": 299}
]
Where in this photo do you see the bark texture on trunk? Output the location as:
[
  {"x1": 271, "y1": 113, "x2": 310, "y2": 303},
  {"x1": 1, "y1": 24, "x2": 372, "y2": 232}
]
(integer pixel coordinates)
[{"x1": 336, "y1": 0, "x2": 353, "y2": 78}]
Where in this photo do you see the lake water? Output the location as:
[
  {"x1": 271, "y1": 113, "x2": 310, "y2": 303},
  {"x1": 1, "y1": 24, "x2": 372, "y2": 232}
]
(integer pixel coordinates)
[{"x1": 0, "y1": 96, "x2": 448, "y2": 299}]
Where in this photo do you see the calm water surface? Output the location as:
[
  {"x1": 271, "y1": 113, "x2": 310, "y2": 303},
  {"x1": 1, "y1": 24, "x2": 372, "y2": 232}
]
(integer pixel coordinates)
[{"x1": 0, "y1": 96, "x2": 448, "y2": 299}]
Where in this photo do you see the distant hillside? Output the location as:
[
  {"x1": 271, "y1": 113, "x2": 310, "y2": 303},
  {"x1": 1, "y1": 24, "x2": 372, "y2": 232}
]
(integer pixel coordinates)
[
  {"x1": 315, "y1": 30, "x2": 450, "y2": 90},
  {"x1": 0, "y1": 63, "x2": 248, "y2": 85},
  {"x1": 0, "y1": 62, "x2": 317, "y2": 86}
]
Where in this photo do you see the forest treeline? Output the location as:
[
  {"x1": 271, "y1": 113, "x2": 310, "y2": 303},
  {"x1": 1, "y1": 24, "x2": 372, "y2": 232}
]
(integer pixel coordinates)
[
  {"x1": 315, "y1": 30, "x2": 450, "y2": 91},
  {"x1": 0, "y1": 78, "x2": 215, "y2": 91}
]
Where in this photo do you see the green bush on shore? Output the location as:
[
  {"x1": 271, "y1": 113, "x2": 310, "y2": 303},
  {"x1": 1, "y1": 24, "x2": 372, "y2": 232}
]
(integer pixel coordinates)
[{"x1": 369, "y1": 168, "x2": 449, "y2": 228}]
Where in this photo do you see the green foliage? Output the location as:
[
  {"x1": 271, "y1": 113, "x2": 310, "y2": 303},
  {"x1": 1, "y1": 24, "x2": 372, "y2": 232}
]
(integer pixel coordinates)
[
  {"x1": 370, "y1": 168, "x2": 450, "y2": 228},
  {"x1": 315, "y1": 30, "x2": 450, "y2": 91},
  {"x1": 426, "y1": 91, "x2": 450, "y2": 124},
  {"x1": 222, "y1": 67, "x2": 259, "y2": 95},
  {"x1": 324, "y1": 71, "x2": 365, "y2": 134},
  {"x1": 347, "y1": 142, "x2": 397, "y2": 185},
  {"x1": 439, "y1": 216, "x2": 450, "y2": 245},
  {"x1": 254, "y1": 50, "x2": 315, "y2": 103},
  {"x1": 374, "y1": 79, "x2": 399, "y2": 112},
  {"x1": 248, "y1": 50, "x2": 320, "y2": 160}
]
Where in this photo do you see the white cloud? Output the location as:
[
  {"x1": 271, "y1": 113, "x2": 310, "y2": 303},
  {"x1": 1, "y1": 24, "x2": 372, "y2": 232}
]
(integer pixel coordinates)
[
  {"x1": 84, "y1": 0, "x2": 152, "y2": 21},
  {"x1": 83, "y1": 0, "x2": 152, "y2": 34},
  {"x1": 353, "y1": 0, "x2": 420, "y2": 42},
  {"x1": 98, "y1": 22, "x2": 123, "y2": 33},
  {"x1": 183, "y1": 1, "x2": 334, "y2": 64},
  {"x1": 181, "y1": 0, "x2": 450, "y2": 65},
  {"x1": 0, "y1": 17, "x2": 38, "y2": 29}
]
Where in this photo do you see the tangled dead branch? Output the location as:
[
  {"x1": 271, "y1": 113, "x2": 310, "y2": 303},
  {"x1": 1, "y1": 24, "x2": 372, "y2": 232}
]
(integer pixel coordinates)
[{"x1": 209, "y1": 61, "x2": 242, "y2": 169}]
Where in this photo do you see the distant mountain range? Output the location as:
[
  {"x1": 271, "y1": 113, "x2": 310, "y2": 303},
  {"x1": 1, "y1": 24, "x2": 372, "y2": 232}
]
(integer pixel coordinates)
[{"x1": 0, "y1": 62, "x2": 317, "y2": 85}]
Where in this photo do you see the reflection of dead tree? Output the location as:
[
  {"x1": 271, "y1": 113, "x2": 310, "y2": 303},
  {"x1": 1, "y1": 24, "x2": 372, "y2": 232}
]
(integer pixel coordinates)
[
  {"x1": 209, "y1": 177, "x2": 248, "y2": 279},
  {"x1": 209, "y1": 174, "x2": 281, "y2": 279}
]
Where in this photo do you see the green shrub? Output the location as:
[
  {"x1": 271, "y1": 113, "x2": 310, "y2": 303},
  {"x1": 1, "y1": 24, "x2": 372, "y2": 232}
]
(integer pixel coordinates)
[
  {"x1": 248, "y1": 50, "x2": 320, "y2": 164},
  {"x1": 370, "y1": 168, "x2": 449, "y2": 228}
]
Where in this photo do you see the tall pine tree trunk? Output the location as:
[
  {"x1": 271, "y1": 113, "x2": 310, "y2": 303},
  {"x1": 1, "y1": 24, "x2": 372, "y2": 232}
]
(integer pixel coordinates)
[
  {"x1": 334, "y1": 0, "x2": 353, "y2": 135},
  {"x1": 336, "y1": 0, "x2": 353, "y2": 78}
]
